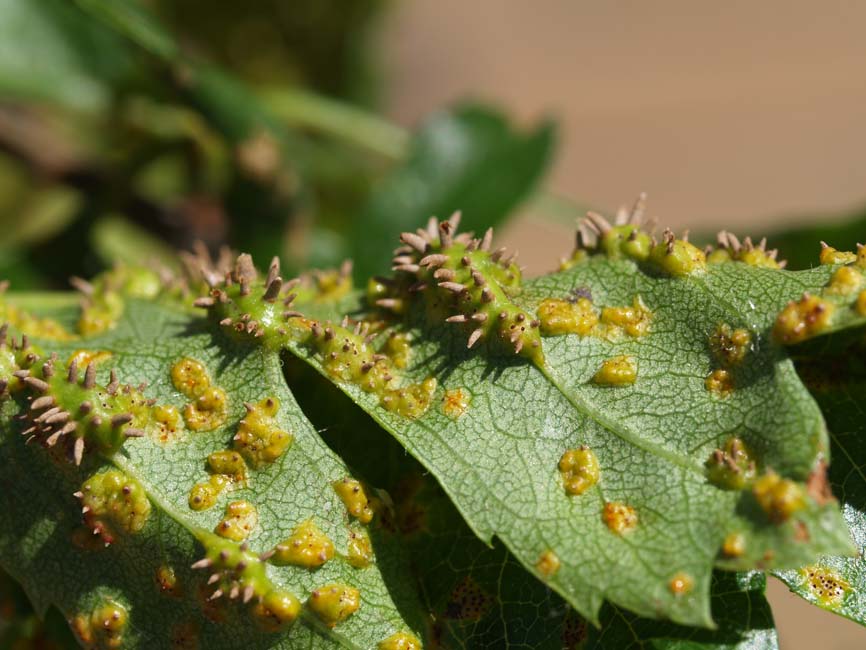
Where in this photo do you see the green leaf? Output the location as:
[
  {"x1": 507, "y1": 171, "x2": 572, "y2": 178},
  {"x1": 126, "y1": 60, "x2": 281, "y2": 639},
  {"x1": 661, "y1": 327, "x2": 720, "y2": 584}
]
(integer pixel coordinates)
[
  {"x1": 288, "y1": 359, "x2": 779, "y2": 649},
  {"x1": 0, "y1": 293, "x2": 425, "y2": 648},
  {"x1": 233, "y1": 215, "x2": 863, "y2": 629},
  {"x1": 349, "y1": 105, "x2": 556, "y2": 280},
  {"x1": 0, "y1": 0, "x2": 136, "y2": 111},
  {"x1": 773, "y1": 348, "x2": 866, "y2": 626}
]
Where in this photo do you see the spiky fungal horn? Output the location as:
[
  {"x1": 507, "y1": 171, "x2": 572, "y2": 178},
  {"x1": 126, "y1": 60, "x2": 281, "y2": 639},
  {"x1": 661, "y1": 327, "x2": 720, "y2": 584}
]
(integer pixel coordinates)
[
  {"x1": 192, "y1": 253, "x2": 306, "y2": 350},
  {"x1": 15, "y1": 356, "x2": 149, "y2": 465},
  {"x1": 380, "y1": 212, "x2": 545, "y2": 366},
  {"x1": 568, "y1": 194, "x2": 708, "y2": 277}
]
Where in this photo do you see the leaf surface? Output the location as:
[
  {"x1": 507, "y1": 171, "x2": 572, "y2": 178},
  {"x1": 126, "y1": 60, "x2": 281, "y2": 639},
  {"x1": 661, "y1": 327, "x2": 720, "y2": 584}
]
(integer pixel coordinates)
[
  {"x1": 0, "y1": 294, "x2": 425, "y2": 648},
  {"x1": 259, "y1": 216, "x2": 864, "y2": 628}
]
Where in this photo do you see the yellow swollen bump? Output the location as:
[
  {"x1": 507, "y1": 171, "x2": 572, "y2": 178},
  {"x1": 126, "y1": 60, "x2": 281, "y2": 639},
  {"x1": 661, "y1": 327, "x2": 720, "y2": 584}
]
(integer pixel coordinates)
[
  {"x1": 752, "y1": 473, "x2": 806, "y2": 523},
  {"x1": 347, "y1": 530, "x2": 374, "y2": 568},
  {"x1": 649, "y1": 230, "x2": 707, "y2": 277},
  {"x1": 381, "y1": 377, "x2": 437, "y2": 419},
  {"x1": 537, "y1": 297, "x2": 598, "y2": 336},
  {"x1": 668, "y1": 572, "x2": 694, "y2": 595},
  {"x1": 536, "y1": 550, "x2": 561, "y2": 577},
  {"x1": 378, "y1": 632, "x2": 423, "y2": 650},
  {"x1": 442, "y1": 387, "x2": 470, "y2": 419},
  {"x1": 799, "y1": 566, "x2": 851, "y2": 609},
  {"x1": 602, "y1": 502, "x2": 638, "y2": 535},
  {"x1": 722, "y1": 532, "x2": 746, "y2": 558},
  {"x1": 252, "y1": 590, "x2": 302, "y2": 632},
  {"x1": 825, "y1": 265, "x2": 863, "y2": 296},
  {"x1": 308, "y1": 584, "x2": 361, "y2": 627},
  {"x1": 207, "y1": 450, "x2": 248, "y2": 482},
  {"x1": 383, "y1": 332, "x2": 411, "y2": 369},
  {"x1": 600, "y1": 296, "x2": 652, "y2": 338},
  {"x1": 819, "y1": 242, "x2": 857, "y2": 265},
  {"x1": 215, "y1": 500, "x2": 258, "y2": 541},
  {"x1": 233, "y1": 397, "x2": 293, "y2": 467},
  {"x1": 705, "y1": 369, "x2": 734, "y2": 398},
  {"x1": 188, "y1": 475, "x2": 228, "y2": 511},
  {"x1": 592, "y1": 355, "x2": 636, "y2": 386},
  {"x1": 558, "y1": 447, "x2": 600, "y2": 495},
  {"x1": 87, "y1": 600, "x2": 129, "y2": 649},
  {"x1": 272, "y1": 519, "x2": 335, "y2": 568},
  {"x1": 77, "y1": 470, "x2": 151, "y2": 546},
  {"x1": 773, "y1": 294, "x2": 834, "y2": 344},
  {"x1": 171, "y1": 357, "x2": 211, "y2": 399},
  {"x1": 333, "y1": 478, "x2": 376, "y2": 524},
  {"x1": 183, "y1": 385, "x2": 228, "y2": 431},
  {"x1": 710, "y1": 324, "x2": 752, "y2": 366},
  {"x1": 705, "y1": 437, "x2": 757, "y2": 490},
  {"x1": 153, "y1": 404, "x2": 183, "y2": 442},
  {"x1": 155, "y1": 565, "x2": 182, "y2": 598}
]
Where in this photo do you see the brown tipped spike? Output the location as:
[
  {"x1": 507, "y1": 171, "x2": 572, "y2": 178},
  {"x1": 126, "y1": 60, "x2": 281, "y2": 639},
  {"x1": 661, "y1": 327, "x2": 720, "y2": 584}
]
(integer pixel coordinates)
[
  {"x1": 408, "y1": 281, "x2": 428, "y2": 292},
  {"x1": 445, "y1": 315, "x2": 468, "y2": 323},
  {"x1": 433, "y1": 268, "x2": 456, "y2": 281},
  {"x1": 69, "y1": 276, "x2": 94, "y2": 296},
  {"x1": 585, "y1": 211, "x2": 612, "y2": 235},
  {"x1": 419, "y1": 254, "x2": 449, "y2": 267},
  {"x1": 208, "y1": 573, "x2": 221, "y2": 585},
  {"x1": 79, "y1": 401, "x2": 92, "y2": 414},
  {"x1": 471, "y1": 312, "x2": 488, "y2": 323},
  {"x1": 481, "y1": 228, "x2": 494, "y2": 251},
  {"x1": 24, "y1": 377, "x2": 49, "y2": 393},
  {"x1": 229, "y1": 584, "x2": 240, "y2": 600},
  {"x1": 0, "y1": 323, "x2": 7, "y2": 347},
  {"x1": 393, "y1": 264, "x2": 421, "y2": 273},
  {"x1": 84, "y1": 364, "x2": 96, "y2": 389},
  {"x1": 629, "y1": 192, "x2": 648, "y2": 224},
  {"x1": 439, "y1": 282, "x2": 466, "y2": 294},
  {"x1": 400, "y1": 232, "x2": 429, "y2": 253},
  {"x1": 193, "y1": 297, "x2": 215, "y2": 308},
  {"x1": 107, "y1": 370, "x2": 119, "y2": 395},
  {"x1": 219, "y1": 317, "x2": 232, "y2": 327},
  {"x1": 392, "y1": 255, "x2": 414, "y2": 266},
  {"x1": 490, "y1": 248, "x2": 506, "y2": 263},
  {"x1": 439, "y1": 222, "x2": 454, "y2": 249},
  {"x1": 263, "y1": 277, "x2": 282, "y2": 302},
  {"x1": 67, "y1": 360, "x2": 79, "y2": 384},
  {"x1": 471, "y1": 271, "x2": 486, "y2": 287},
  {"x1": 467, "y1": 328, "x2": 483, "y2": 349},
  {"x1": 73, "y1": 491, "x2": 83, "y2": 499},
  {"x1": 44, "y1": 411, "x2": 70, "y2": 425},
  {"x1": 447, "y1": 210, "x2": 462, "y2": 231},
  {"x1": 41, "y1": 360, "x2": 54, "y2": 379},
  {"x1": 191, "y1": 558, "x2": 212, "y2": 570},
  {"x1": 209, "y1": 590, "x2": 223, "y2": 601},
  {"x1": 514, "y1": 339, "x2": 524, "y2": 354},
  {"x1": 743, "y1": 236, "x2": 754, "y2": 250},
  {"x1": 111, "y1": 413, "x2": 133, "y2": 427},
  {"x1": 375, "y1": 298, "x2": 400, "y2": 309},
  {"x1": 243, "y1": 585, "x2": 255, "y2": 603},
  {"x1": 282, "y1": 310, "x2": 302, "y2": 320},
  {"x1": 73, "y1": 437, "x2": 85, "y2": 466},
  {"x1": 266, "y1": 256, "x2": 280, "y2": 286},
  {"x1": 60, "y1": 422, "x2": 77, "y2": 436},
  {"x1": 727, "y1": 232, "x2": 742, "y2": 252},
  {"x1": 35, "y1": 407, "x2": 60, "y2": 422},
  {"x1": 30, "y1": 396, "x2": 56, "y2": 411},
  {"x1": 324, "y1": 327, "x2": 335, "y2": 341},
  {"x1": 259, "y1": 549, "x2": 276, "y2": 561},
  {"x1": 12, "y1": 369, "x2": 29, "y2": 379},
  {"x1": 481, "y1": 288, "x2": 494, "y2": 303},
  {"x1": 46, "y1": 431, "x2": 64, "y2": 447}
]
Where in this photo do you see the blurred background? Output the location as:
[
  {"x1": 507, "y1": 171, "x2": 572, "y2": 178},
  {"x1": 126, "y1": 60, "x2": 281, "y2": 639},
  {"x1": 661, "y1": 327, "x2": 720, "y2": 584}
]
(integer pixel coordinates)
[{"x1": 0, "y1": 1, "x2": 864, "y2": 647}]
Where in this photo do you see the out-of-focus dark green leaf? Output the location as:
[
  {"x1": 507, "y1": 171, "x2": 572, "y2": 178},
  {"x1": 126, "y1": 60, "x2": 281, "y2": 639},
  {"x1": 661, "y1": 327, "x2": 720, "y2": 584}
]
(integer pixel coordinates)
[
  {"x1": 768, "y1": 205, "x2": 866, "y2": 270},
  {"x1": 0, "y1": 0, "x2": 137, "y2": 111},
  {"x1": 350, "y1": 105, "x2": 556, "y2": 279},
  {"x1": 90, "y1": 215, "x2": 179, "y2": 270}
]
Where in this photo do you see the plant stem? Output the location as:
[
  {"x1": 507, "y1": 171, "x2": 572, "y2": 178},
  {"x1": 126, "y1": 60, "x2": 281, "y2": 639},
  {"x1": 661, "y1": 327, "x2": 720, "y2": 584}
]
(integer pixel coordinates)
[{"x1": 259, "y1": 87, "x2": 408, "y2": 160}]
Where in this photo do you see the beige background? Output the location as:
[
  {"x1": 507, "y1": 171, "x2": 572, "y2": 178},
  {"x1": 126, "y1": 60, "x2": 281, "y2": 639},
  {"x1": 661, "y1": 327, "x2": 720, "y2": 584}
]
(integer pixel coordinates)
[{"x1": 382, "y1": 2, "x2": 866, "y2": 648}]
